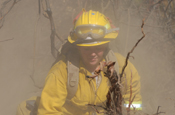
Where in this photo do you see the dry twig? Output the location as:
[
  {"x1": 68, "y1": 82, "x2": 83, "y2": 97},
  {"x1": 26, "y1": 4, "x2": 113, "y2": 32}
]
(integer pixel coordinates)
[
  {"x1": 153, "y1": 106, "x2": 165, "y2": 115},
  {"x1": 44, "y1": 0, "x2": 64, "y2": 58},
  {"x1": 101, "y1": 0, "x2": 111, "y2": 13},
  {"x1": 150, "y1": 0, "x2": 164, "y2": 8},
  {"x1": 164, "y1": 0, "x2": 173, "y2": 15},
  {"x1": 0, "y1": 38, "x2": 14, "y2": 42},
  {"x1": 0, "y1": 0, "x2": 19, "y2": 21},
  {"x1": 120, "y1": 19, "x2": 145, "y2": 78}
]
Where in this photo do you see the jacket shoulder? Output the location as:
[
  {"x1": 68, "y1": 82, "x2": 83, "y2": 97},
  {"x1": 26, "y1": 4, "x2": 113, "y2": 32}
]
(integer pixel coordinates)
[
  {"x1": 114, "y1": 53, "x2": 138, "y2": 74},
  {"x1": 114, "y1": 53, "x2": 126, "y2": 67},
  {"x1": 48, "y1": 54, "x2": 67, "y2": 77}
]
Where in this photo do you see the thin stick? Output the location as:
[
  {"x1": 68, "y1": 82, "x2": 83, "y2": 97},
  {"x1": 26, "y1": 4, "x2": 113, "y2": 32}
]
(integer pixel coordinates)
[
  {"x1": 157, "y1": 106, "x2": 161, "y2": 114},
  {"x1": 44, "y1": 0, "x2": 64, "y2": 58},
  {"x1": 151, "y1": 0, "x2": 164, "y2": 7},
  {"x1": 120, "y1": 19, "x2": 145, "y2": 78},
  {"x1": 0, "y1": 0, "x2": 18, "y2": 21},
  {"x1": 154, "y1": 106, "x2": 166, "y2": 115},
  {"x1": 101, "y1": 0, "x2": 111, "y2": 13},
  {"x1": 0, "y1": 38, "x2": 14, "y2": 42},
  {"x1": 164, "y1": 0, "x2": 173, "y2": 15},
  {"x1": 83, "y1": 0, "x2": 88, "y2": 9}
]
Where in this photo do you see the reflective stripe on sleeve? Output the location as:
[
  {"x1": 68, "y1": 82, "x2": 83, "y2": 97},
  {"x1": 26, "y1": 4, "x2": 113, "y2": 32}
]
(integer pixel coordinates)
[
  {"x1": 124, "y1": 104, "x2": 142, "y2": 108},
  {"x1": 124, "y1": 101, "x2": 142, "y2": 110}
]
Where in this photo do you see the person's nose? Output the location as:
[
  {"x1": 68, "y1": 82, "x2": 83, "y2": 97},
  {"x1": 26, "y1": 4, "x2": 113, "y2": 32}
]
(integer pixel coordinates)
[
  {"x1": 87, "y1": 48, "x2": 97, "y2": 56},
  {"x1": 90, "y1": 52, "x2": 96, "y2": 56},
  {"x1": 89, "y1": 49, "x2": 97, "y2": 56}
]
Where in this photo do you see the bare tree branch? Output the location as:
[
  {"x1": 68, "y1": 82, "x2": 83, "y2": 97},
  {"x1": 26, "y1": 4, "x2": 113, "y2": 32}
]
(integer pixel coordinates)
[
  {"x1": 0, "y1": 0, "x2": 19, "y2": 21},
  {"x1": 0, "y1": 38, "x2": 14, "y2": 42},
  {"x1": 121, "y1": 19, "x2": 145, "y2": 78},
  {"x1": 44, "y1": 0, "x2": 64, "y2": 58},
  {"x1": 101, "y1": 0, "x2": 111, "y2": 13}
]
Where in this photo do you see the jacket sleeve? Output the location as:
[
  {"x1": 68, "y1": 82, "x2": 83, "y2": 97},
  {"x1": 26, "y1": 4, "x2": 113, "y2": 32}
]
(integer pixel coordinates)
[
  {"x1": 121, "y1": 61, "x2": 142, "y2": 110},
  {"x1": 37, "y1": 60, "x2": 68, "y2": 115},
  {"x1": 116, "y1": 53, "x2": 142, "y2": 110}
]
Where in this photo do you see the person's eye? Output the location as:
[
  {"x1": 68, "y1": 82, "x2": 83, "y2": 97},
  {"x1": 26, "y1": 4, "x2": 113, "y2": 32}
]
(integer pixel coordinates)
[
  {"x1": 97, "y1": 46, "x2": 104, "y2": 50},
  {"x1": 95, "y1": 48, "x2": 103, "y2": 51}
]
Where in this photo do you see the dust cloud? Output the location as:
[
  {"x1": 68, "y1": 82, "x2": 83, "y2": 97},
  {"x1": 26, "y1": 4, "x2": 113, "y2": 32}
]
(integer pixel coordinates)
[{"x1": 0, "y1": 0, "x2": 175, "y2": 115}]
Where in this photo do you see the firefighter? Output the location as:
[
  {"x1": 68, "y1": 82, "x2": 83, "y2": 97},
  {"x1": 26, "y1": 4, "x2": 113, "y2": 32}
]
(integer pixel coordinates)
[{"x1": 37, "y1": 10, "x2": 142, "y2": 115}]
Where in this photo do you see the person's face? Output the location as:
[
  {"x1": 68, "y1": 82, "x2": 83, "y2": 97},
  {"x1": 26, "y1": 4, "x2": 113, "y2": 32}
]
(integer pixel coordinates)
[{"x1": 78, "y1": 44, "x2": 108, "y2": 68}]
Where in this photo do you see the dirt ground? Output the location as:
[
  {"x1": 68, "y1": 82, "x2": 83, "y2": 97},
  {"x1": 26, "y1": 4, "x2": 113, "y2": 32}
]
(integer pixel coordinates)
[{"x1": 0, "y1": 0, "x2": 175, "y2": 115}]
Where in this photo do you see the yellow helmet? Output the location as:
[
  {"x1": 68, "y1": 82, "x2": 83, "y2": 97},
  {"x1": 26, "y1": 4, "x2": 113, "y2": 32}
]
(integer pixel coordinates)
[{"x1": 68, "y1": 10, "x2": 119, "y2": 46}]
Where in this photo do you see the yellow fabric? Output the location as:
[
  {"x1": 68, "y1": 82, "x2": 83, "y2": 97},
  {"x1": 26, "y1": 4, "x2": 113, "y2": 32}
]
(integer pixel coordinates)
[
  {"x1": 75, "y1": 10, "x2": 110, "y2": 28},
  {"x1": 37, "y1": 53, "x2": 142, "y2": 115},
  {"x1": 16, "y1": 96, "x2": 40, "y2": 115}
]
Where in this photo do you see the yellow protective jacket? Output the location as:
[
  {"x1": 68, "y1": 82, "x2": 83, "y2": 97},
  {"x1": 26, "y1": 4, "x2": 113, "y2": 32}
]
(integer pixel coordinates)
[{"x1": 37, "y1": 53, "x2": 142, "y2": 115}]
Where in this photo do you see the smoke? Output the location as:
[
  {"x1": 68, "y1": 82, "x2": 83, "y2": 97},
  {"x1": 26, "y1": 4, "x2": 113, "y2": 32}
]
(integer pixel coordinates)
[{"x1": 0, "y1": 0, "x2": 175, "y2": 115}]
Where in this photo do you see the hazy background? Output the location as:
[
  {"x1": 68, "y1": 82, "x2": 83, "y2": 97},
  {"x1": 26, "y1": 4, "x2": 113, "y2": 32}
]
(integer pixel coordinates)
[{"x1": 0, "y1": 0, "x2": 175, "y2": 115}]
